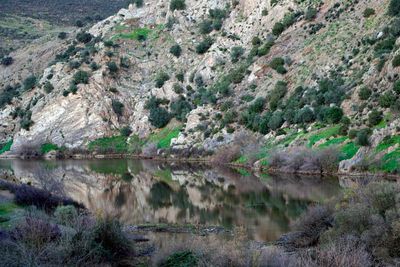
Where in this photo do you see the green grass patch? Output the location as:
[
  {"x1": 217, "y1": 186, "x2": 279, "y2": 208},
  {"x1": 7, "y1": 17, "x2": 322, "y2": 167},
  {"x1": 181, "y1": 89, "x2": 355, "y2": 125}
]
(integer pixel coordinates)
[
  {"x1": 319, "y1": 136, "x2": 348, "y2": 148},
  {"x1": 380, "y1": 148, "x2": 400, "y2": 173},
  {"x1": 0, "y1": 202, "x2": 19, "y2": 217},
  {"x1": 40, "y1": 143, "x2": 59, "y2": 154},
  {"x1": 375, "y1": 135, "x2": 400, "y2": 153},
  {"x1": 148, "y1": 125, "x2": 182, "y2": 149},
  {"x1": 0, "y1": 139, "x2": 12, "y2": 154},
  {"x1": 112, "y1": 27, "x2": 152, "y2": 41},
  {"x1": 307, "y1": 125, "x2": 340, "y2": 148},
  {"x1": 340, "y1": 142, "x2": 360, "y2": 160},
  {"x1": 235, "y1": 168, "x2": 251, "y2": 177},
  {"x1": 88, "y1": 135, "x2": 128, "y2": 153},
  {"x1": 234, "y1": 156, "x2": 248, "y2": 165}
]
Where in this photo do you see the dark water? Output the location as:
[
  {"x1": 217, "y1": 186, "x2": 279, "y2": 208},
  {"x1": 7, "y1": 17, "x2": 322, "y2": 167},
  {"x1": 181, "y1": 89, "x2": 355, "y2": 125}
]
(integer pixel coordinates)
[{"x1": 0, "y1": 159, "x2": 341, "y2": 242}]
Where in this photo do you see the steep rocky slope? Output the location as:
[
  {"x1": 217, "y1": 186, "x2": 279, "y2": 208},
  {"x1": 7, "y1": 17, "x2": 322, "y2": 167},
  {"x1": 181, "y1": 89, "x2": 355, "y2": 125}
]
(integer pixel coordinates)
[{"x1": 0, "y1": 0, "x2": 399, "y2": 174}]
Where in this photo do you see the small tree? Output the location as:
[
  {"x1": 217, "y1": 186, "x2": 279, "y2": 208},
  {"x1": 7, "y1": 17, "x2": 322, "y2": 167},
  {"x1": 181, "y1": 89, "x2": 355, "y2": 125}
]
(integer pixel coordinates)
[
  {"x1": 305, "y1": 7, "x2": 317, "y2": 20},
  {"x1": 149, "y1": 107, "x2": 171, "y2": 128},
  {"x1": 272, "y1": 22, "x2": 285, "y2": 36},
  {"x1": 356, "y1": 128, "x2": 371, "y2": 146},
  {"x1": 230, "y1": 46, "x2": 244, "y2": 63},
  {"x1": 107, "y1": 61, "x2": 119, "y2": 73},
  {"x1": 58, "y1": 32, "x2": 67, "y2": 39},
  {"x1": 358, "y1": 87, "x2": 372, "y2": 100},
  {"x1": 170, "y1": 0, "x2": 186, "y2": 11},
  {"x1": 112, "y1": 100, "x2": 124, "y2": 116},
  {"x1": 368, "y1": 109, "x2": 383, "y2": 126},
  {"x1": 363, "y1": 8, "x2": 376, "y2": 18},
  {"x1": 170, "y1": 44, "x2": 182, "y2": 57},
  {"x1": 1, "y1": 56, "x2": 13, "y2": 66},
  {"x1": 120, "y1": 126, "x2": 132, "y2": 137},
  {"x1": 199, "y1": 20, "x2": 213, "y2": 34},
  {"x1": 195, "y1": 37, "x2": 214, "y2": 54},
  {"x1": 155, "y1": 72, "x2": 170, "y2": 88},
  {"x1": 23, "y1": 75, "x2": 37, "y2": 91},
  {"x1": 73, "y1": 70, "x2": 90, "y2": 84},
  {"x1": 76, "y1": 32, "x2": 93, "y2": 44},
  {"x1": 43, "y1": 82, "x2": 54, "y2": 94}
]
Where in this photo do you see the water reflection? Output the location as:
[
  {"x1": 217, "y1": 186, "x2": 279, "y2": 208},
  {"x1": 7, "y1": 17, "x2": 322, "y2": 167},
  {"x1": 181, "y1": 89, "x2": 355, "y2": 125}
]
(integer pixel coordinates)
[{"x1": 0, "y1": 159, "x2": 341, "y2": 242}]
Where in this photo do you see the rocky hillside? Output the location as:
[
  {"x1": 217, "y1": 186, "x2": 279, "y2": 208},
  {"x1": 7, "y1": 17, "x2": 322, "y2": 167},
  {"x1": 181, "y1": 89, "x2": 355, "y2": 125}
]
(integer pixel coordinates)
[{"x1": 0, "y1": 0, "x2": 399, "y2": 174}]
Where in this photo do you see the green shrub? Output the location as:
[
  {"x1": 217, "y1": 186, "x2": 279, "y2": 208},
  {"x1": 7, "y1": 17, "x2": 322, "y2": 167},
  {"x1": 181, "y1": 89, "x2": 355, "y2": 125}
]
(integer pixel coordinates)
[
  {"x1": 374, "y1": 37, "x2": 396, "y2": 55},
  {"x1": 69, "y1": 60, "x2": 81, "y2": 69},
  {"x1": 368, "y1": 109, "x2": 383, "y2": 126},
  {"x1": 394, "y1": 80, "x2": 400, "y2": 94},
  {"x1": 155, "y1": 72, "x2": 170, "y2": 88},
  {"x1": 73, "y1": 70, "x2": 90, "y2": 84},
  {"x1": 58, "y1": 32, "x2": 67, "y2": 39},
  {"x1": 358, "y1": 86, "x2": 372, "y2": 100},
  {"x1": 170, "y1": 97, "x2": 192, "y2": 121},
  {"x1": 231, "y1": 46, "x2": 244, "y2": 63},
  {"x1": 295, "y1": 107, "x2": 315, "y2": 123},
  {"x1": 169, "y1": 44, "x2": 182, "y2": 57},
  {"x1": 379, "y1": 91, "x2": 396, "y2": 108},
  {"x1": 63, "y1": 90, "x2": 70, "y2": 97},
  {"x1": 199, "y1": 20, "x2": 213, "y2": 34},
  {"x1": 268, "y1": 111, "x2": 284, "y2": 130},
  {"x1": 275, "y1": 65, "x2": 287, "y2": 74},
  {"x1": 388, "y1": 0, "x2": 400, "y2": 16},
  {"x1": 40, "y1": 143, "x2": 59, "y2": 154},
  {"x1": 54, "y1": 205, "x2": 78, "y2": 226},
  {"x1": 356, "y1": 128, "x2": 371, "y2": 146},
  {"x1": 363, "y1": 8, "x2": 375, "y2": 18},
  {"x1": 120, "y1": 57, "x2": 130, "y2": 68},
  {"x1": 43, "y1": 82, "x2": 54, "y2": 94},
  {"x1": 76, "y1": 32, "x2": 93, "y2": 43},
  {"x1": 173, "y1": 83, "x2": 184, "y2": 94},
  {"x1": 176, "y1": 72, "x2": 184, "y2": 82},
  {"x1": 195, "y1": 37, "x2": 214, "y2": 54},
  {"x1": 257, "y1": 41, "x2": 274, "y2": 56},
  {"x1": 322, "y1": 106, "x2": 343, "y2": 124},
  {"x1": 248, "y1": 97, "x2": 265, "y2": 114},
  {"x1": 392, "y1": 55, "x2": 400, "y2": 67},
  {"x1": 107, "y1": 61, "x2": 119, "y2": 73},
  {"x1": 272, "y1": 22, "x2": 285, "y2": 36},
  {"x1": 69, "y1": 84, "x2": 78, "y2": 94},
  {"x1": 160, "y1": 251, "x2": 198, "y2": 267},
  {"x1": 170, "y1": 0, "x2": 186, "y2": 11},
  {"x1": 269, "y1": 57, "x2": 285, "y2": 69},
  {"x1": 112, "y1": 99, "x2": 124, "y2": 116},
  {"x1": 269, "y1": 81, "x2": 287, "y2": 110},
  {"x1": 90, "y1": 62, "x2": 100, "y2": 71},
  {"x1": 251, "y1": 36, "x2": 262, "y2": 46},
  {"x1": 23, "y1": 75, "x2": 37, "y2": 91},
  {"x1": 149, "y1": 107, "x2": 171, "y2": 128},
  {"x1": 1, "y1": 56, "x2": 13, "y2": 66},
  {"x1": 120, "y1": 126, "x2": 132, "y2": 137},
  {"x1": 305, "y1": 7, "x2": 317, "y2": 20}
]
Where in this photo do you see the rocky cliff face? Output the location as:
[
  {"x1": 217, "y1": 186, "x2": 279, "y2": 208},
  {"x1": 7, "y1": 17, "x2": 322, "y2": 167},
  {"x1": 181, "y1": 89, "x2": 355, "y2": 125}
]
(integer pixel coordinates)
[{"x1": 0, "y1": 0, "x2": 399, "y2": 173}]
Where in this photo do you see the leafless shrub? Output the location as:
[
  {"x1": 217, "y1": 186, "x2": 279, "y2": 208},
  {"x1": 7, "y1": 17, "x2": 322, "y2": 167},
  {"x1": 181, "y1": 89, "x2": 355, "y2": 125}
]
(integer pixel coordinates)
[
  {"x1": 211, "y1": 145, "x2": 241, "y2": 164},
  {"x1": 318, "y1": 147, "x2": 340, "y2": 173},
  {"x1": 142, "y1": 142, "x2": 158, "y2": 157}
]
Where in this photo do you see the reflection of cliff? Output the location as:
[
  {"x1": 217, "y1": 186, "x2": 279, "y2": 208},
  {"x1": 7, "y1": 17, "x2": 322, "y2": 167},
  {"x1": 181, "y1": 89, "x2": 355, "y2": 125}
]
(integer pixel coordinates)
[{"x1": 0, "y1": 159, "x2": 341, "y2": 242}]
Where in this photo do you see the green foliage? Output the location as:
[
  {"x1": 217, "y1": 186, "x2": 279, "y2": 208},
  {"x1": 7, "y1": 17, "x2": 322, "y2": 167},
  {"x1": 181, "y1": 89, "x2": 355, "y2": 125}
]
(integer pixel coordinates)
[
  {"x1": 356, "y1": 128, "x2": 371, "y2": 146},
  {"x1": 148, "y1": 126, "x2": 182, "y2": 149},
  {"x1": 40, "y1": 143, "x2": 59, "y2": 154},
  {"x1": 160, "y1": 251, "x2": 198, "y2": 267},
  {"x1": 368, "y1": 109, "x2": 383, "y2": 126},
  {"x1": 394, "y1": 80, "x2": 400, "y2": 94},
  {"x1": 379, "y1": 91, "x2": 396, "y2": 108},
  {"x1": 149, "y1": 107, "x2": 171, "y2": 128},
  {"x1": 107, "y1": 61, "x2": 119, "y2": 73},
  {"x1": 268, "y1": 111, "x2": 284, "y2": 130},
  {"x1": 120, "y1": 57, "x2": 130, "y2": 68},
  {"x1": 120, "y1": 126, "x2": 132, "y2": 137},
  {"x1": 272, "y1": 22, "x2": 285, "y2": 36},
  {"x1": 269, "y1": 81, "x2": 287, "y2": 110},
  {"x1": 0, "y1": 140, "x2": 12, "y2": 155},
  {"x1": 69, "y1": 60, "x2": 81, "y2": 69},
  {"x1": 170, "y1": 44, "x2": 182, "y2": 57},
  {"x1": 69, "y1": 84, "x2": 78, "y2": 94},
  {"x1": 176, "y1": 72, "x2": 184, "y2": 82},
  {"x1": 112, "y1": 99, "x2": 124, "y2": 116},
  {"x1": 155, "y1": 72, "x2": 170, "y2": 88},
  {"x1": 305, "y1": 7, "x2": 317, "y2": 20},
  {"x1": 170, "y1": 0, "x2": 186, "y2": 11},
  {"x1": 392, "y1": 54, "x2": 400, "y2": 67},
  {"x1": 230, "y1": 46, "x2": 244, "y2": 63},
  {"x1": 340, "y1": 142, "x2": 360, "y2": 160},
  {"x1": 374, "y1": 37, "x2": 396, "y2": 56},
  {"x1": 321, "y1": 106, "x2": 343, "y2": 124},
  {"x1": 358, "y1": 86, "x2": 372, "y2": 100},
  {"x1": 1, "y1": 56, "x2": 13, "y2": 66},
  {"x1": 198, "y1": 20, "x2": 213, "y2": 34},
  {"x1": 72, "y1": 70, "x2": 90, "y2": 84},
  {"x1": 170, "y1": 97, "x2": 192, "y2": 121},
  {"x1": 76, "y1": 32, "x2": 93, "y2": 43},
  {"x1": 195, "y1": 37, "x2": 214, "y2": 54},
  {"x1": 23, "y1": 75, "x2": 37, "y2": 91},
  {"x1": 295, "y1": 107, "x2": 315, "y2": 124},
  {"x1": 388, "y1": 0, "x2": 400, "y2": 16},
  {"x1": 376, "y1": 135, "x2": 400, "y2": 152},
  {"x1": 43, "y1": 82, "x2": 54, "y2": 94},
  {"x1": 363, "y1": 8, "x2": 375, "y2": 18}
]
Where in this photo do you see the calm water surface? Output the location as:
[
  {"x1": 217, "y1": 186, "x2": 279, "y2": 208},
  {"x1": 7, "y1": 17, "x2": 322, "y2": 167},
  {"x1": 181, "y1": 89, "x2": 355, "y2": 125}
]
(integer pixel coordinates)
[{"x1": 0, "y1": 159, "x2": 341, "y2": 242}]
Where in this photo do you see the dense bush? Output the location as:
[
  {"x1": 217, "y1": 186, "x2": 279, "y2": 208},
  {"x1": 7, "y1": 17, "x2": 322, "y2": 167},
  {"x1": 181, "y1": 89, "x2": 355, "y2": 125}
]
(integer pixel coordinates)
[
  {"x1": 321, "y1": 106, "x2": 343, "y2": 124},
  {"x1": 272, "y1": 22, "x2": 285, "y2": 36},
  {"x1": 392, "y1": 54, "x2": 400, "y2": 67},
  {"x1": 72, "y1": 70, "x2": 90, "y2": 84},
  {"x1": 358, "y1": 86, "x2": 372, "y2": 100},
  {"x1": 1, "y1": 56, "x2": 13, "y2": 66},
  {"x1": 111, "y1": 99, "x2": 124, "y2": 116},
  {"x1": 268, "y1": 111, "x2": 284, "y2": 130},
  {"x1": 169, "y1": 44, "x2": 182, "y2": 57},
  {"x1": 198, "y1": 20, "x2": 213, "y2": 34},
  {"x1": 305, "y1": 7, "x2": 317, "y2": 20},
  {"x1": 269, "y1": 81, "x2": 287, "y2": 110},
  {"x1": 388, "y1": 0, "x2": 400, "y2": 16},
  {"x1": 368, "y1": 109, "x2": 383, "y2": 126},
  {"x1": 170, "y1": 97, "x2": 192, "y2": 121},
  {"x1": 69, "y1": 60, "x2": 81, "y2": 69},
  {"x1": 195, "y1": 37, "x2": 214, "y2": 54},
  {"x1": 107, "y1": 61, "x2": 119, "y2": 73},
  {"x1": 23, "y1": 75, "x2": 37, "y2": 91},
  {"x1": 155, "y1": 72, "x2": 170, "y2": 88},
  {"x1": 58, "y1": 32, "x2": 67, "y2": 39},
  {"x1": 363, "y1": 8, "x2": 375, "y2": 17},
  {"x1": 379, "y1": 91, "x2": 396, "y2": 108},
  {"x1": 355, "y1": 128, "x2": 371, "y2": 146},
  {"x1": 43, "y1": 82, "x2": 54, "y2": 94},
  {"x1": 0, "y1": 85, "x2": 19, "y2": 108},
  {"x1": 120, "y1": 126, "x2": 132, "y2": 137},
  {"x1": 76, "y1": 32, "x2": 93, "y2": 43},
  {"x1": 295, "y1": 107, "x2": 315, "y2": 123},
  {"x1": 149, "y1": 107, "x2": 171, "y2": 128},
  {"x1": 170, "y1": 0, "x2": 185, "y2": 11},
  {"x1": 230, "y1": 46, "x2": 244, "y2": 63}
]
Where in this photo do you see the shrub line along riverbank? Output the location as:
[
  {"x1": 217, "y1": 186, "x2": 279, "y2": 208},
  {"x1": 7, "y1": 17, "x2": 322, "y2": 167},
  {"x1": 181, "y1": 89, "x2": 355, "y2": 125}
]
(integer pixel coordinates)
[{"x1": 1, "y1": 152, "x2": 399, "y2": 179}]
